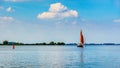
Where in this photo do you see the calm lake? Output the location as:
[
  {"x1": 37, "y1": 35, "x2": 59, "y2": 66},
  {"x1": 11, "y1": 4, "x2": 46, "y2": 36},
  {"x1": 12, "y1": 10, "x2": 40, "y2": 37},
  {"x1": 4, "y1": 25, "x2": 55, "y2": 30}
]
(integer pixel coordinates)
[{"x1": 0, "y1": 45, "x2": 120, "y2": 68}]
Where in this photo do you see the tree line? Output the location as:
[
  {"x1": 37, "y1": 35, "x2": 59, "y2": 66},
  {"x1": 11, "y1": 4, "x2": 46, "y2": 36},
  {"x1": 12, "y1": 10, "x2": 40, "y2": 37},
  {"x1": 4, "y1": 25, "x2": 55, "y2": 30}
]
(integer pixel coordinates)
[{"x1": 0, "y1": 40, "x2": 65, "y2": 45}]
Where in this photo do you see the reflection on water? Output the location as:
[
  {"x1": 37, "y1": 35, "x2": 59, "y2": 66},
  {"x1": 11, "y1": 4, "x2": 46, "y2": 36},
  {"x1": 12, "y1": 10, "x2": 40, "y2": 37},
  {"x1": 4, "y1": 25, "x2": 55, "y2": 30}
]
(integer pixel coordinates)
[
  {"x1": 0, "y1": 45, "x2": 120, "y2": 68},
  {"x1": 80, "y1": 48, "x2": 84, "y2": 66}
]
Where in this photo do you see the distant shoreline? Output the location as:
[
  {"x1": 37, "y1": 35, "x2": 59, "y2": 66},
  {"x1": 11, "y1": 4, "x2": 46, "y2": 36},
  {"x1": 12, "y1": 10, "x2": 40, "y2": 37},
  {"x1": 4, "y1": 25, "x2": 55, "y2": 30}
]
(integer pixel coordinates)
[
  {"x1": 1, "y1": 40, "x2": 120, "y2": 45},
  {"x1": 0, "y1": 44, "x2": 65, "y2": 46},
  {"x1": 0, "y1": 44, "x2": 120, "y2": 46},
  {"x1": 1, "y1": 40, "x2": 65, "y2": 45}
]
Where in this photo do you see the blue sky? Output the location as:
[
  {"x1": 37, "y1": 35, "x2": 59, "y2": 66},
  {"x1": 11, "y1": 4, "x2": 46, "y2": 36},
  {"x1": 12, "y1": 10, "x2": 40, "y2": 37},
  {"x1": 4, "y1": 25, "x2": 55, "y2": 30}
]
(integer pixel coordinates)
[{"x1": 0, "y1": 0, "x2": 120, "y2": 43}]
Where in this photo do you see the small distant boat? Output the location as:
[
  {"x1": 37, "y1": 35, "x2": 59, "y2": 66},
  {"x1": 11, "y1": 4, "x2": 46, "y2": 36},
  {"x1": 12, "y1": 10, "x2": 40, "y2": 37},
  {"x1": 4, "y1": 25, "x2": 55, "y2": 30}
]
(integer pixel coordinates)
[
  {"x1": 77, "y1": 30, "x2": 84, "y2": 47},
  {"x1": 12, "y1": 44, "x2": 15, "y2": 49}
]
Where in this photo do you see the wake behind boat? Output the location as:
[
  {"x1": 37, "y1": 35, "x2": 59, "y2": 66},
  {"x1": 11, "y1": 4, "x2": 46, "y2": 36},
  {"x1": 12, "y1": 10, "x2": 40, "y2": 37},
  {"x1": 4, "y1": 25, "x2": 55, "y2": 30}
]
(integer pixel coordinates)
[{"x1": 77, "y1": 30, "x2": 84, "y2": 47}]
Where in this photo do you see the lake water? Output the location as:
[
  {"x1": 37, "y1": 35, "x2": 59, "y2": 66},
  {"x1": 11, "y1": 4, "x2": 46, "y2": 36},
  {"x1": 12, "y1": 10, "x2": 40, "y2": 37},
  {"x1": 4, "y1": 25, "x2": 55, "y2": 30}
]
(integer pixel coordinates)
[{"x1": 0, "y1": 45, "x2": 120, "y2": 68}]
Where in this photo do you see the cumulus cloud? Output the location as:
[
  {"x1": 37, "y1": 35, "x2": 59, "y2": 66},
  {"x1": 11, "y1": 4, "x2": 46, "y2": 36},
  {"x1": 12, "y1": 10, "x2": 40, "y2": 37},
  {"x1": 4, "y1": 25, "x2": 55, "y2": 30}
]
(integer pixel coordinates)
[
  {"x1": 49, "y1": 3, "x2": 67, "y2": 12},
  {"x1": 37, "y1": 3, "x2": 78, "y2": 19},
  {"x1": 113, "y1": 19, "x2": 120, "y2": 23},
  {"x1": 0, "y1": 16, "x2": 14, "y2": 23},
  {"x1": 6, "y1": 7, "x2": 14, "y2": 12}
]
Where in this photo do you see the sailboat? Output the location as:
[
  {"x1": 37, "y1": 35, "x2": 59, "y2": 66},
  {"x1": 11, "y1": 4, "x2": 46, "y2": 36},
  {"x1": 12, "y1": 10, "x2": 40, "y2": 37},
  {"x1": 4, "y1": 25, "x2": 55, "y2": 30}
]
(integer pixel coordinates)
[{"x1": 77, "y1": 30, "x2": 84, "y2": 47}]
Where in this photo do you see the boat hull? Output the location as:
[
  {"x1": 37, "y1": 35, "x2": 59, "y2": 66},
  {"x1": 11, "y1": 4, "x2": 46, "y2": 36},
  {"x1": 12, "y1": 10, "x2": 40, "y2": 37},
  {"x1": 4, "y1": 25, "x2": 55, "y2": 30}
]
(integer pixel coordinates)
[
  {"x1": 77, "y1": 45, "x2": 83, "y2": 47},
  {"x1": 77, "y1": 43, "x2": 84, "y2": 48}
]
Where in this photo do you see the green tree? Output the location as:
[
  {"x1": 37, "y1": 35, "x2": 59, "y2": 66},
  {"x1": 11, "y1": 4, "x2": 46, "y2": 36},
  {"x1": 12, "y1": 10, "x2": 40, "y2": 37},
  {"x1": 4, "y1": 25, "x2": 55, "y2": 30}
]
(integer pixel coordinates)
[
  {"x1": 56, "y1": 42, "x2": 65, "y2": 45},
  {"x1": 3, "y1": 40, "x2": 8, "y2": 45},
  {"x1": 35, "y1": 43, "x2": 39, "y2": 45},
  {"x1": 42, "y1": 42, "x2": 46, "y2": 45},
  {"x1": 49, "y1": 41, "x2": 55, "y2": 45},
  {"x1": 60, "y1": 42, "x2": 65, "y2": 45},
  {"x1": 56, "y1": 42, "x2": 61, "y2": 45}
]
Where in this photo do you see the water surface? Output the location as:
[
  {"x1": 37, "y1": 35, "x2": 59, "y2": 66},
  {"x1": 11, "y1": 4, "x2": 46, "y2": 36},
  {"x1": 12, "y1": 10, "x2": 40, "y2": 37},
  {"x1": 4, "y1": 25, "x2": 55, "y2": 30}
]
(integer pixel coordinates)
[{"x1": 0, "y1": 45, "x2": 120, "y2": 68}]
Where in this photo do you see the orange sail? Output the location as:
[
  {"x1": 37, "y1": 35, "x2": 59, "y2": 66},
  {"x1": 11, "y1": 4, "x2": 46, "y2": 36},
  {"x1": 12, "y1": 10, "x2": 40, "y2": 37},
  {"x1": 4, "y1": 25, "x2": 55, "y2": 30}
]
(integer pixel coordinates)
[{"x1": 80, "y1": 30, "x2": 84, "y2": 44}]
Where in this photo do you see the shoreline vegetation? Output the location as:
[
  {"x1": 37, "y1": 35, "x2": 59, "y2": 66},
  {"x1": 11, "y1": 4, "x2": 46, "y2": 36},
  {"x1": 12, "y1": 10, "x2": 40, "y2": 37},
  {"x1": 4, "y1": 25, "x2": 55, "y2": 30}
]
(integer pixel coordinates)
[
  {"x1": 0, "y1": 40, "x2": 120, "y2": 45},
  {"x1": 0, "y1": 40, "x2": 65, "y2": 45}
]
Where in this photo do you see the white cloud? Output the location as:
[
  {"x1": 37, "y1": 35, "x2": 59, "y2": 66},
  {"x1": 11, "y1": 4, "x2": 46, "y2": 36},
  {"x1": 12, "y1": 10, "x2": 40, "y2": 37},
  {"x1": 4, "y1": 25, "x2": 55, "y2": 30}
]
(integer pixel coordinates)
[
  {"x1": 6, "y1": 7, "x2": 14, "y2": 12},
  {"x1": 37, "y1": 3, "x2": 78, "y2": 19},
  {"x1": 0, "y1": 16, "x2": 14, "y2": 23},
  {"x1": 113, "y1": 19, "x2": 120, "y2": 23},
  {"x1": 49, "y1": 3, "x2": 67, "y2": 12}
]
